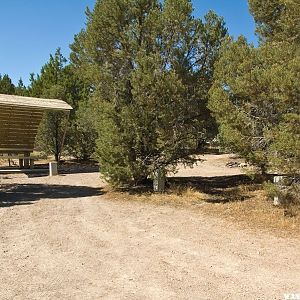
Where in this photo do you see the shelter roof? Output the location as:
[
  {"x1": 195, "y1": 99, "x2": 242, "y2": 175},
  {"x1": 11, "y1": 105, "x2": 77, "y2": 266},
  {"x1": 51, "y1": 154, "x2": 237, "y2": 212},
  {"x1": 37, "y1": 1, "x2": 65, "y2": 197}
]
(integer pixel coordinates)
[
  {"x1": 0, "y1": 94, "x2": 72, "y2": 153},
  {"x1": 0, "y1": 94, "x2": 72, "y2": 111}
]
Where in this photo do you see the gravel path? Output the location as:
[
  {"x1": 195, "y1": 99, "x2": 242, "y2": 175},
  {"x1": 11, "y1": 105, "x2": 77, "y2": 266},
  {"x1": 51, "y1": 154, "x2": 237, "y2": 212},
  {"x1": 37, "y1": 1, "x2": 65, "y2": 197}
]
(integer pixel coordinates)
[{"x1": 0, "y1": 166, "x2": 299, "y2": 299}]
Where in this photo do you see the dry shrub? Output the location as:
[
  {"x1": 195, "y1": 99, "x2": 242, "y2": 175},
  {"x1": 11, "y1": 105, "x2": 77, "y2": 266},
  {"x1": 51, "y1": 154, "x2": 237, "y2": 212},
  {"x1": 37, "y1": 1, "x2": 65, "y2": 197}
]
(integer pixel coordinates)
[{"x1": 264, "y1": 179, "x2": 300, "y2": 207}]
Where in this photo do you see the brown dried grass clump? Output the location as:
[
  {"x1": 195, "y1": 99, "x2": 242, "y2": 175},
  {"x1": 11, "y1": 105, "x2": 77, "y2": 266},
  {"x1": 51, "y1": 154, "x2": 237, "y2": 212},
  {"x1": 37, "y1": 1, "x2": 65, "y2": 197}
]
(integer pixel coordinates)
[
  {"x1": 106, "y1": 182, "x2": 300, "y2": 238},
  {"x1": 107, "y1": 184, "x2": 207, "y2": 208},
  {"x1": 202, "y1": 189, "x2": 300, "y2": 236}
]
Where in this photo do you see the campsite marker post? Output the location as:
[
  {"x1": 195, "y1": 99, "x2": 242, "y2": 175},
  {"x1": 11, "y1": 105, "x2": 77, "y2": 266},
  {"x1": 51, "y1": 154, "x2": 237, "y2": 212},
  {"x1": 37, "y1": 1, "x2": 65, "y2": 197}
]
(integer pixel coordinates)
[
  {"x1": 49, "y1": 162, "x2": 58, "y2": 176},
  {"x1": 273, "y1": 175, "x2": 283, "y2": 205}
]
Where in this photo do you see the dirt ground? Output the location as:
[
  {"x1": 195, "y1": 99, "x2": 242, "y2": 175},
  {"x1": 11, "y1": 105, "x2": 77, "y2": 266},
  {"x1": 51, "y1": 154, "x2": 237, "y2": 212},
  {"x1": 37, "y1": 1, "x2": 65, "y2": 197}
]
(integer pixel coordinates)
[{"x1": 0, "y1": 155, "x2": 299, "y2": 299}]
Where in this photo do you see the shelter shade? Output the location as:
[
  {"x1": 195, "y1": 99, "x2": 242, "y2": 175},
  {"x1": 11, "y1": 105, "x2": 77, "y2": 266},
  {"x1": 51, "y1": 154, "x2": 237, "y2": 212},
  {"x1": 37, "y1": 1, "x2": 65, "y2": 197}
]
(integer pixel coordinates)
[{"x1": 0, "y1": 94, "x2": 72, "y2": 154}]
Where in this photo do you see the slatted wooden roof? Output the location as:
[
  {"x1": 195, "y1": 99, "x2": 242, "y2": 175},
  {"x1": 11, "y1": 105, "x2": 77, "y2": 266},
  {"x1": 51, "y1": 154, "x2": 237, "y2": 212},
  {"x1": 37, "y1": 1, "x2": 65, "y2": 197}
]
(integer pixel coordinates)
[{"x1": 0, "y1": 94, "x2": 72, "y2": 153}]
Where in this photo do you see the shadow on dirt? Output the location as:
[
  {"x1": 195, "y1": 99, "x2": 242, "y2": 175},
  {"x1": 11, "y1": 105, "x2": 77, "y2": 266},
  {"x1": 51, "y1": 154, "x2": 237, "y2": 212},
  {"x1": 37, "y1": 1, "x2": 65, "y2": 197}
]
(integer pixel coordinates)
[
  {"x1": 169, "y1": 174, "x2": 260, "y2": 203},
  {"x1": 0, "y1": 160, "x2": 99, "y2": 178},
  {"x1": 120, "y1": 174, "x2": 262, "y2": 204},
  {"x1": 169, "y1": 174, "x2": 252, "y2": 190},
  {"x1": 59, "y1": 160, "x2": 99, "y2": 175},
  {"x1": 0, "y1": 183, "x2": 104, "y2": 207}
]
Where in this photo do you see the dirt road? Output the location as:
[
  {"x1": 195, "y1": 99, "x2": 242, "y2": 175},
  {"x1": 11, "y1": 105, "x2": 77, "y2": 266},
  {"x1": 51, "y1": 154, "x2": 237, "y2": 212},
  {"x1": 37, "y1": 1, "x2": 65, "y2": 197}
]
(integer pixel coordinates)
[{"x1": 0, "y1": 163, "x2": 299, "y2": 299}]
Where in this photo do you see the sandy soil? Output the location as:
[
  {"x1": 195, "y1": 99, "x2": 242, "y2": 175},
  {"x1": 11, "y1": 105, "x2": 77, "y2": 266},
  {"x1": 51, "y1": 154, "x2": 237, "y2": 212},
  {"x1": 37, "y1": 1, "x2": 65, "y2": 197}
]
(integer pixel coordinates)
[
  {"x1": 173, "y1": 153, "x2": 244, "y2": 177},
  {"x1": 0, "y1": 155, "x2": 299, "y2": 299}
]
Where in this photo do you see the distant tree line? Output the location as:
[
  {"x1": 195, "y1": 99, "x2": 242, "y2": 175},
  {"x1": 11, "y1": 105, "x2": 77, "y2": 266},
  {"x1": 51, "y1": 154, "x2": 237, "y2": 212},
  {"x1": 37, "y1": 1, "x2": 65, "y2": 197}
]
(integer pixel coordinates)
[
  {"x1": 0, "y1": 74, "x2": 27, "y2": 96},
  {"x1": 1, "y1": 0, "x2": 299, "y2": 198}
]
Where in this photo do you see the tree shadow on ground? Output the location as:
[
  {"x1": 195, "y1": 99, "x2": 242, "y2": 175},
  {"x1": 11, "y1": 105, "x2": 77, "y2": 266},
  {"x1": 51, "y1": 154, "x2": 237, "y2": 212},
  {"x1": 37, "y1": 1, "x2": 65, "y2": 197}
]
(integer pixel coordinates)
[
  {"x1": 0, "y1": 161, "x2": 99, "y2": 178},
  {"x1": 31, "y1": 161, "x2": 100, "y2": 175},
  {"x1": 0, "y1": 183, "x2": 104, "y2": 207},
  {"x1": 168, "y1": 174, "x2": 261, "y2": 203},
  {"x1": 59, "y1": 160, "x2": 99, "y2": 175},
  {"x1": 122, "y1": 174, "x2": 263, "y2": 204},
  {"x1": 169, "y1": 174, "x2": 253, "y2": 190}
]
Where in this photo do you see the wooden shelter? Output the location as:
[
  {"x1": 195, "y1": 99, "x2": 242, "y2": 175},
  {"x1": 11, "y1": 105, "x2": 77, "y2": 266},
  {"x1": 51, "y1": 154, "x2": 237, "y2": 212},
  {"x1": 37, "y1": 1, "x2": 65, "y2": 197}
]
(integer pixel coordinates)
[{"x1": 0, "y1": 94, "x2": 72, "y2": 167}]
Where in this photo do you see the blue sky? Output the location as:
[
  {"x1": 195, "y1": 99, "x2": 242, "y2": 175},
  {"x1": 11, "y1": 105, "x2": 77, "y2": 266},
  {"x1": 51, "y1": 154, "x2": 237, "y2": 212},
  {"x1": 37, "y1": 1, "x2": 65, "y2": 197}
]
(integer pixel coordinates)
[{"x1": 0, "y1": 0, "x2": 257, "y2": 86}]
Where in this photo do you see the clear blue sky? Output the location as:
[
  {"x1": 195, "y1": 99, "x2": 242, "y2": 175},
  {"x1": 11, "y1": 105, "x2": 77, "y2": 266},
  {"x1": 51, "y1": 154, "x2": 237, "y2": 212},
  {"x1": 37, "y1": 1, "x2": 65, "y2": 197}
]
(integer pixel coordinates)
[{"x1": 0, "y1": 0, "x2": 257, "y2": 86}]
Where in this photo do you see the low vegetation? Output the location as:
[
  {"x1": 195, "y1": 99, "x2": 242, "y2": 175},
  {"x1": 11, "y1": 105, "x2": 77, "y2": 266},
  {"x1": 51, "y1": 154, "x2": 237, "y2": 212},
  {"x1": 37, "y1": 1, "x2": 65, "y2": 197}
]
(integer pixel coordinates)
[
  {"x1": 107, "y1": 180, "x2": 300, "y2": 237},
  {"x1": 0, "y1": 0, "x2": 299, "y2": 219}
]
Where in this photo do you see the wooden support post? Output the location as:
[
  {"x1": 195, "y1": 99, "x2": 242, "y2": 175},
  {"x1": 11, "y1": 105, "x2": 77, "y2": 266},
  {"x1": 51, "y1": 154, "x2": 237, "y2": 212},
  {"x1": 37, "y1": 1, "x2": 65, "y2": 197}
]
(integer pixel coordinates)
[
  {"x1": 30, "y1": 158, "x2": 34, "y2": 169},
  {"x1": 58, "y1": 110, "x2": 70, "y2": 162},
  {"x1": 24, "y1": 152, "x2": 30, "y2": 168},
  {"x1": 8, "y1": 153, "x2": 11, "y2": 167},
  {"x1": 19, "y1": 158, "x2": 24, "y2": 169}
]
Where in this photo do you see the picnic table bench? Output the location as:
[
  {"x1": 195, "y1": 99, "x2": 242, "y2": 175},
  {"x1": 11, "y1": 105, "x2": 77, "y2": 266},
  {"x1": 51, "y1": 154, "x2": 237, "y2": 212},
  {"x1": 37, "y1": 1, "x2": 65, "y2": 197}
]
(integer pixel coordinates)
[{"x1": 0, "y1": 154, "x2": 37, "y2": 169}]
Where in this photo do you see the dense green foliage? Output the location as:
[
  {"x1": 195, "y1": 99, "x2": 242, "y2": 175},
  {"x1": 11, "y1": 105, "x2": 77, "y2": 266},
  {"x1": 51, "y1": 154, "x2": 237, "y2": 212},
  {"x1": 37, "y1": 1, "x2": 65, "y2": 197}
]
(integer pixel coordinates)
[
  {"x1": 15, "y1": 79, "x2": 29, "y2": 96},
  {"x1": 209, "y1": 0, "x2": 300, "y2": 180},
  {"x1": 249, "y1": 0, "x2": 300, "y2": 43},
  {"x1": 70, "y1": 0, "x2": 227, "y2": 185},
  {"x1": 0, "y1": 74, "x2": 29, "y2": 96},
  {"x1": 0, "y1": 74, "x2": 16, "y2": 95},
  {"x1": 29, "y1": 49, "x2": 97, "y2": 161},
  {"x1": 66, "y1": 100, "x2": 98, "y2": 160},
  {"x1": 0, "y1": 54, "x2": 97, "y2": 162}
]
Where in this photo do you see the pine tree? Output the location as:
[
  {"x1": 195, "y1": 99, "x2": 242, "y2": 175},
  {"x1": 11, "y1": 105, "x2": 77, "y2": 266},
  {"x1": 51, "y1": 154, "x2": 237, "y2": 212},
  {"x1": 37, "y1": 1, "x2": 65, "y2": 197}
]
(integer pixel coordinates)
[
  {"x1": 15, "y1": 78, "x2": 29, "y2": 96},
  {"x1": 30, "y1": 48, "x2": 95, "y2": 161},
  {"x1": 0, "y1": 74, "x2": 15, "y2": 94},
  {"x1": 249, "y1": 0, "x2": 300, "y2": 43}
]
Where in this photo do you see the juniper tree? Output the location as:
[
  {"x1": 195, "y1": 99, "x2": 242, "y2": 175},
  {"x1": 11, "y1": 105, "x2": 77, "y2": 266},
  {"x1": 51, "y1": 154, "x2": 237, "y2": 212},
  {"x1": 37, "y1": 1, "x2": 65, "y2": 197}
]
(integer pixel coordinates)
[
  {"x1": 70, "y1": 0, "x2": 227, "y2": 186},
  {"x1": 209, "y1": 0, "x2": 300, "y2": 177}
]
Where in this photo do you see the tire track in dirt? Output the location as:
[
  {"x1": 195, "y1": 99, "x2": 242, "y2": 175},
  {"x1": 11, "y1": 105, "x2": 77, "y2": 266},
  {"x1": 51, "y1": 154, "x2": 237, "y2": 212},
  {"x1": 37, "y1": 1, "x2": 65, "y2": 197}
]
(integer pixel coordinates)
[{"x1": 1, "y1": 172, "x2": 299, "y2": 299}]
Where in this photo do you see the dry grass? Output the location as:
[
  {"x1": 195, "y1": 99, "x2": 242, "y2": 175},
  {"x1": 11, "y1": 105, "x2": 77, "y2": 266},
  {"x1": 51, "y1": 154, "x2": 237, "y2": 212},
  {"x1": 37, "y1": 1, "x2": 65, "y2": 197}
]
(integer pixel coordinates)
[
  {"x1": 106, "y1": 182, "x2": 300, "y2": 238},
  {"x1": 202, "y1": 189, "x2": 300, "y2": 237}
]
